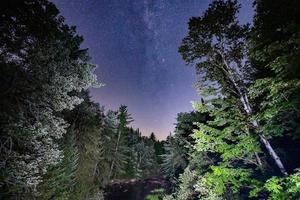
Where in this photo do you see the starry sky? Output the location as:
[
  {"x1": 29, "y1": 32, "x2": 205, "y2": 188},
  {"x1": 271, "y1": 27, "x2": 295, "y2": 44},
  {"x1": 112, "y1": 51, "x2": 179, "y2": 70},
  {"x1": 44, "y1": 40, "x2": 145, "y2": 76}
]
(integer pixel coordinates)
[{"x1": 51, "y1": 0, "x2": 253, "y2": 140}]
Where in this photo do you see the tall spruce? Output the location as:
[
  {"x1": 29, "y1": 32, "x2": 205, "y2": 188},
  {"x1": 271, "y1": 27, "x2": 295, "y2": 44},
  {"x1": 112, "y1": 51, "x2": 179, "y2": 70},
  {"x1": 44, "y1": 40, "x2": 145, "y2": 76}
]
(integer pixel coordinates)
[{"x1": 108, "y1": 105, "x2": 132, "y2": 179}]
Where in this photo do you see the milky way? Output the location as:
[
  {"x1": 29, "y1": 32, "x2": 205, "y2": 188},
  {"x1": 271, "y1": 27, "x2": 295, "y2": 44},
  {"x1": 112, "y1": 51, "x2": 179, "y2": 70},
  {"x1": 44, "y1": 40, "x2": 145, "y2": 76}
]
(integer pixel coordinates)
[{"x1": 51, "y1": 0, "x2": 253, "y2": 140}]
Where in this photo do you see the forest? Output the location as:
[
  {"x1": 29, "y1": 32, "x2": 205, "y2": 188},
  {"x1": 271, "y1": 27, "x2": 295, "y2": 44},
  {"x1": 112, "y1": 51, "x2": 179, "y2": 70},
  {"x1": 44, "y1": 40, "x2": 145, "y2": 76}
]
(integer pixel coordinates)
[{"x1": 1, "y1": 0, "x2": 300, "y2": 199}]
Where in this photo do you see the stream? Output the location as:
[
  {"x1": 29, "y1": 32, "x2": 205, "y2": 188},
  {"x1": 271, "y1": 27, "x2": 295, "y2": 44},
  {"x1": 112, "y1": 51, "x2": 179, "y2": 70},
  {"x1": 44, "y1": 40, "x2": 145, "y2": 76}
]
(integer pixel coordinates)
[{"x1": 104, "y1": 177, "x2": 170, "y2": 200}]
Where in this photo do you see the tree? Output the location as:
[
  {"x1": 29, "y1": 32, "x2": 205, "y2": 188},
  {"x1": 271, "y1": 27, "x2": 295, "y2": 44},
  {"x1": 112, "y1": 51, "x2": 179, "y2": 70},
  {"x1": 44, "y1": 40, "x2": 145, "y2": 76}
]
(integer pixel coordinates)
[
  {"x1": 108, "y1": 105, "x2": 133, "y2": 179},
  {"x1": 171, "y1": 0, "x2": 300, "y2": 198},
  {"x1": 248, "y1": 0, "x2": 300, "y2": 198},
  {"x1": 179, "y1": 0, "x2": 287, "y2": 176},
  {"x1": 132, "y1": 140, "x2": 157, "y2": 178},
  {"x1": 193, "y1": 100, "x2": 264, "y2": 199},
  {"x1": 249, "y1": 0, "x2": 300, "y2": 170},
  {"x1": 65, "y1": 92, "x2": 105, "y2": 200},
  {"x1": 161, "y1": 135, "x2": 189, "y2": 185},
  {"x1": 0, "y1": 0, "x2": 99, "y2": 197},
  {"x1": 150, "y1": 132, "x2": 157, "y2": 142},
  {"x1": 118, "y1": 105, "x2": 134, "y2": 133},
  {"x1": 175, "y1": 111, "x2": 209, "y2": 146},
  {"x1": 161, "y1": 111, "x2": 208, "y2": 188},
  {"x1": 37, "y1": 126, "x2": 78, "y2": 200},
  {"x1": 163, "y1": 167, "x2": 197, "y2": 200}
]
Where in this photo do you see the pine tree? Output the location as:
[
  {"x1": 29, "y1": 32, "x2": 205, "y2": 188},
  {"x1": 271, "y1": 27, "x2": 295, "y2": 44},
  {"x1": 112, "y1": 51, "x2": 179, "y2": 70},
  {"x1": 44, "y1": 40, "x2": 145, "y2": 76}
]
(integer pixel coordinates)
[
  {"x1": 161, "y1": 135, "x2": 189, "y2": 184},
  {"x1": 37, "y1": 126, "x2": 78, "y2": 200},
  {"x1": 108, "y1": 105, "x2": 132, "y2": 179}
]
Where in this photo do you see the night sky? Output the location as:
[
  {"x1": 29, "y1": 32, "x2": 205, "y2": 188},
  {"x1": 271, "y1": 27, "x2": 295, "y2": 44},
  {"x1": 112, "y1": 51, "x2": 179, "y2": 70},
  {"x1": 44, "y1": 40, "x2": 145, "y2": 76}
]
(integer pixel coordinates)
[{"x1": 51, "y1": 0, "x2": 253, "y2": 140}]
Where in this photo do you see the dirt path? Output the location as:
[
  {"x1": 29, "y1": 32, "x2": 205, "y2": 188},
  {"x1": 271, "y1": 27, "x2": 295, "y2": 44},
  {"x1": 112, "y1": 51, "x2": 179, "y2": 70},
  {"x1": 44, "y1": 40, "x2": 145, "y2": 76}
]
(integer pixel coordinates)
[{"x1": 104, "y1": 177, "x2": 170, "y2": 200}]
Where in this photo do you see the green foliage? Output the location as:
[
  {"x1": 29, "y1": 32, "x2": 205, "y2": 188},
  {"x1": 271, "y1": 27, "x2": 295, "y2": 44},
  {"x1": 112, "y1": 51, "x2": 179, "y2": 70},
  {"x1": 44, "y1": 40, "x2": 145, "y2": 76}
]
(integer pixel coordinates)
[
  {"x1": 163, "y1": 167, "x2": 197, "y2": 200},
  {"x1": 37, "y1": 129, "x2": 78, "y2": 199},
  {"x1": 249, "y1": 78, "x2": 300, "y2": 138},
  {"x1": 191, "y1": 98, "x2": 264, "y2": 199},
  {"x1": 196, "y1": 166, "x2": 259, "y2": 198},
  {"x1": 125, "y1": 129, "x2": 160, "y2": 179},
  {"x1": 109, "y1": 105, "x2": 132, "y2": 179},
  {"x1": 161, "y1": 111, "x2": 208, "y2": 186},
  {"x1": 161, "y1": 135, "x2": 188, "y2": 182},
  {"x1": 172, "y1": 0, "x2": 300, "y2": 199},
  {"x1": 146, "y1": 195, "x2": 161, "y2": 200},
  {"x1": 118, "y1": 105, "x2": 134, "y2": 133},
  {"x1": 250, "y1": 1, "x2": 300, "y2": 198},
  {"x1": 260, "y1": 169, "x2": 300, "y2": 200},
  {"x1": 193, "y1": 98, "x2": 261, "y2": 162},
  {"x1": 67, "y1": 94, "x2": 105, "y2": 199},
  {"x1": 249, "y1": 0, "x2": 300, "y2": 140},
  {"x1": 146, "y1": 188, "x2": 165, "y2": 200},
  {"x1": 167, "y1": 0, "x2": 300, "y2": 199},
  {"x1": 179, "y1": 0, "x2": 250, "y2": 98}
]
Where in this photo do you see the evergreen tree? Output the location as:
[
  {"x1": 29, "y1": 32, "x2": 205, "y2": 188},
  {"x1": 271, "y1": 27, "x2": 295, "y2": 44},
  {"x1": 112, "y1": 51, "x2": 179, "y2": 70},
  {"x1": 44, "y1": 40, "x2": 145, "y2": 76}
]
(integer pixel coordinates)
[
  {"x1": 161, "y1": 135, "x2": 189, "y2": 185},
  {"x1": 0, "y1": 0, "x2": 99, "y2": 197},
  {"x1": 108, "y1": 105, "x2": 132, "y2": 179},
  {"x1": 66, "y1": 92, "x2": 105, "y2": 199},
  {"x1": 161, "y1": 111, "x2": 210, "y2": 188},
  {"x1": 37, "y1": 126, "x2": 78, "y2": 199}
]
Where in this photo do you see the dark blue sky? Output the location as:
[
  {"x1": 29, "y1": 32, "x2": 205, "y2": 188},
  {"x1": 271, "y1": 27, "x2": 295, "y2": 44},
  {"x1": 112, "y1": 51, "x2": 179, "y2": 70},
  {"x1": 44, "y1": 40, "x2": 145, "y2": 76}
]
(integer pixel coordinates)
[{"x1": 52, "y1": 0, "x2": 253, "y2": 140}]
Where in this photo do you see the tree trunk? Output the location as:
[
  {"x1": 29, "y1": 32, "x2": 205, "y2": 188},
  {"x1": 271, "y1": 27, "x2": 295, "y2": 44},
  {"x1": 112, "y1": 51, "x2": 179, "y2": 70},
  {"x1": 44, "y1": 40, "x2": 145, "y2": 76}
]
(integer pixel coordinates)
[
  {"x1": 218, "y1": 51, "x2": 288, "y2": 176},
  {"x1": 259, "y1": 135, "x2": 288, "y2": 176},
  {"x1": 109, "y1": 131, "x2": 122, "y2": 179},
  {"x1": 240, "y1": 93, "x2": 288, "y2": 176}
]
